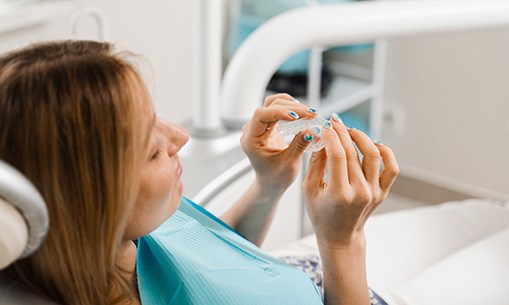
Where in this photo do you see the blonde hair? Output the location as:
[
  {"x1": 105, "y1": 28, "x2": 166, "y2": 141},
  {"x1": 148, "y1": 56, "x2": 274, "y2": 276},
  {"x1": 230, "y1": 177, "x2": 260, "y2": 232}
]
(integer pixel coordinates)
[{"x1": 0, "y1": 41, "x2": 152, "y2": 304}]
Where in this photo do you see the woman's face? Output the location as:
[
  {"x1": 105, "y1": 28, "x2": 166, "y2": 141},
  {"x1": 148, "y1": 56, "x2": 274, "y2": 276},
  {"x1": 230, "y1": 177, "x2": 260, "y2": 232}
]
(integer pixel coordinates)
[{"x1": 124, "y1": 116, "x2": 189, "y2": 240}]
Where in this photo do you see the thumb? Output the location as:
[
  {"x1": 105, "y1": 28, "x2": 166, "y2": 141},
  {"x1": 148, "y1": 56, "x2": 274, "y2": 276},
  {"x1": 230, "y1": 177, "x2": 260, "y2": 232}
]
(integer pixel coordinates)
[{"x1": 284, "y1": 130, "x2": 315, "y2": 159}]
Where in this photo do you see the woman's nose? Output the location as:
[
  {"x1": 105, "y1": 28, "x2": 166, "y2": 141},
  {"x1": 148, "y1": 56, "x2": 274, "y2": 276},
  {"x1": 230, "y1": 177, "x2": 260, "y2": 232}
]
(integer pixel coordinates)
[
  {"x1": 164, "y1": 121, "x2": 189, "y2": 155},
  {"x1": 171, "y1": 123, "x2": 189, "y2": 148}
]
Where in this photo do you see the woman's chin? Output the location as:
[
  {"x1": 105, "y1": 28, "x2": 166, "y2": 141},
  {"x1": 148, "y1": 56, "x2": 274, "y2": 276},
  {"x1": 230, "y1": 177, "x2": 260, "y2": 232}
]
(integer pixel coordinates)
[{"x1": 169, "y1": 185, "x2": 184, "y2": 213}]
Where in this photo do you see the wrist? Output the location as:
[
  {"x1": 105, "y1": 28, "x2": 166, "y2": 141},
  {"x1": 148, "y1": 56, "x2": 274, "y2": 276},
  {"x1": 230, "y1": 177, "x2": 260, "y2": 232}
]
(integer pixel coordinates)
[
  {"x1": 252, "y1": 178, "x2": 286, "y2": 202},
  {"x1": 316, "y1": 231, "x2": 367, "y2": 254}
]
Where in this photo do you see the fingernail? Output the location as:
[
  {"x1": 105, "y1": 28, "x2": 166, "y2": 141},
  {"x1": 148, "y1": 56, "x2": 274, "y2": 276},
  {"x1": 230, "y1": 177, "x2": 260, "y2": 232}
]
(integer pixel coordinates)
[
  {"x1": 331, "y1": 112, "x2": 342, "y2": 122},
  {"x1": 291, "y1": 97, "x2": 301, "y2": 103},
  {"x1": 347, "y1": 127, "x2": 355, "y2": 131},
  {"x1": 374, "y1": 140, "x2": 384, "y2": 146},
  {"x1": 322, "y1": 121, "x2": 332, "y2": 129},
  {"x1": 307, "y1": 107, "x2": 318, "y2": 114},
  {"x1": 288, "y1": 111, "x2": 299, "y2": 119},
  {"x1": 303, "y1": 133, "x2": 314, "y2": 142}
]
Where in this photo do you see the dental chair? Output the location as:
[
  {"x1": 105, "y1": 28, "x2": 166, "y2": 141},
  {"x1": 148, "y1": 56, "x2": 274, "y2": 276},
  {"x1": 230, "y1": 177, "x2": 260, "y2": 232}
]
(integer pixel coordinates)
[{"x1": 0, "y1": 160, "x2": 57, "y2": 305}]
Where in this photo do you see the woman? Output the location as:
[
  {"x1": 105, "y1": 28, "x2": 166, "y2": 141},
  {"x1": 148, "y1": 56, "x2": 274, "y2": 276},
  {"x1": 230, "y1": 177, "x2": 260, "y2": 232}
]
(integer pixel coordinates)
[{"x1": 0, "y1": 41, "x2": 398, "y2": 305}]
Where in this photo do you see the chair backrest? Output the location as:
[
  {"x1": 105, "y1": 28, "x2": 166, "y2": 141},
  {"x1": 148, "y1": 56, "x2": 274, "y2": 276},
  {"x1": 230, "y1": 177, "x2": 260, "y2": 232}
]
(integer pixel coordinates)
[{"x1": 0, "y1": 160, "x2": 57, "y2": 305}]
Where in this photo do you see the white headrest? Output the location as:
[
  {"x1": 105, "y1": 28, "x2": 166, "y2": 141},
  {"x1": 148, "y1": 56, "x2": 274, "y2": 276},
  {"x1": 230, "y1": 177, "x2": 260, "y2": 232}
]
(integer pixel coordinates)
[
  {"x1": 0, "y1": 198, "x2": 28, "y2": 269},
  {"x1": 0, "y1": 161, "x2": 48, "y2": 269}
]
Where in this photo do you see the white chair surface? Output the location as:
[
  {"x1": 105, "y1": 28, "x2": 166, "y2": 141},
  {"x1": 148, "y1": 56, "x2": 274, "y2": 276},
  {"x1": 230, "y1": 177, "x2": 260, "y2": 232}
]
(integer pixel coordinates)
[{"x1": 271, "y1": 199, "x2": 509, "y2": 305}]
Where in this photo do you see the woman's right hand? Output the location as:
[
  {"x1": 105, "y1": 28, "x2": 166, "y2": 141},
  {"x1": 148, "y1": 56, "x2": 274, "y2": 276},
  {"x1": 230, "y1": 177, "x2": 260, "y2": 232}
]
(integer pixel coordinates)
[{"x1": 302, "y1": 114, "x2": 399, "y2": 250}]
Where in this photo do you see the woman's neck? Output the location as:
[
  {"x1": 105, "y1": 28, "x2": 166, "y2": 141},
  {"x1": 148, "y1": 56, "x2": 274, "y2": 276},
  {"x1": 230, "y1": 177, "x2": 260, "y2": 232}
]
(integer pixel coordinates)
[
  {"x1": 116, "y1": 240, "x2": 141, "y2": 305},
  {"x1": 118, "y1": 240, "x2": 137, "y2": 274}
]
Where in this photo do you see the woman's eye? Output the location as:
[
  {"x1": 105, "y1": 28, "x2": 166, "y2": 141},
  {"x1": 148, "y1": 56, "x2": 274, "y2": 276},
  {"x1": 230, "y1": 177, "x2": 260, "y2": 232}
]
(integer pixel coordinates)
[
  {"x1": 151, "y1": 150, "x2": 160, "y2": 160},
  {"x1": 150, "y1": 139, "x2": 165, "y2": 160}
]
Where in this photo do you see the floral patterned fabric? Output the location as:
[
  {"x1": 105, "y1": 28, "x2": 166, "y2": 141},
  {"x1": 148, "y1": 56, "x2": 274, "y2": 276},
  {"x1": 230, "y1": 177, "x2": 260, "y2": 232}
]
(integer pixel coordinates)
[{"x1": 278, "y1": 255, "x2": 388, "y2": 305}]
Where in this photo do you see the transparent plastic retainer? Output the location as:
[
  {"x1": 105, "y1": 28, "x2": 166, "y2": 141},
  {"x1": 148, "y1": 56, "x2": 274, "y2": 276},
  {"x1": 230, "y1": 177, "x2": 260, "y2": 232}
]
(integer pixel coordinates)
[{"x1": 275, "y1": 117, "x2": 328, "y2": 153}]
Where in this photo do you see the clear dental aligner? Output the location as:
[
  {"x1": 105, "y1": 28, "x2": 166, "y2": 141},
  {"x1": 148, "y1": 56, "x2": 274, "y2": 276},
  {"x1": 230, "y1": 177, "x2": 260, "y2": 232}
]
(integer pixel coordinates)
[{"x1": 275, "y1": 117, "x2": 328, "y2": 153}]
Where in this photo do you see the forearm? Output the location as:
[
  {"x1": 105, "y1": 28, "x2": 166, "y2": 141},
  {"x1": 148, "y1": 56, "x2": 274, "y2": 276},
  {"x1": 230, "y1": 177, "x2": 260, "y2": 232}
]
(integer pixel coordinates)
[
  {"x1": 319, "y1": 236, "x2": 370, "y2": 305},
  {"x1": 220, "y1": 179, "x2": 285, "y2": 247}
]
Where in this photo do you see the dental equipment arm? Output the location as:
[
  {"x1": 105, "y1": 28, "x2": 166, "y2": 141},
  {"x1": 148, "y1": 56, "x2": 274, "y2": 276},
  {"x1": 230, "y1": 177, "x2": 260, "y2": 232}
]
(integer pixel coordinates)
[{"x1": 221, "y1": 0, "x2": 509, "y2": 128}]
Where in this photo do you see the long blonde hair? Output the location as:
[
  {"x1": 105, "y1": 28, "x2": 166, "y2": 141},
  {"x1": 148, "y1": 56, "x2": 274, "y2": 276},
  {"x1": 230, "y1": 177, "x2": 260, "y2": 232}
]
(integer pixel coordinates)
[{"x1": 0, "y1": 41, "x2": 152, "y2": 304}]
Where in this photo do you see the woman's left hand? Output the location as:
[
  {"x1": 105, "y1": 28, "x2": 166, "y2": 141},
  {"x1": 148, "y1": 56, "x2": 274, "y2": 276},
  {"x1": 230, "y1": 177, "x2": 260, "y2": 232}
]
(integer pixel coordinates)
[{"x1": 240, "y1": 93, "x2": 318, "y2": 195}]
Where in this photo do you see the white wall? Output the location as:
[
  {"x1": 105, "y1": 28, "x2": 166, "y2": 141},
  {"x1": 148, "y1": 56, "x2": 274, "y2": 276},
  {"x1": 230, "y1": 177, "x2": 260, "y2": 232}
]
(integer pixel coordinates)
[
  {"x1": 84, "y1": 0, "x2": 194, "y2": 124},
  {"x1": 0, "y1": 0, "x2": 194, "y2": 124},
  {"x1": 382, "y1": 28, "x2": 509, "y2": 200}
]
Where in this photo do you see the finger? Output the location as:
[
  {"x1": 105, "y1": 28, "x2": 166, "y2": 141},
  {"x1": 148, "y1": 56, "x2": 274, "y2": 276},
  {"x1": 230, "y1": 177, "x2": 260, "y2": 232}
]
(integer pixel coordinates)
[
  {"x1": 283, "y1": 130, "x2": 316, "y2": 160},
  {"x1": 303, "y1": 149, "x2": 327, "y2": 192},
  {"x1": 329, "y1": 113, "x2": 364, "y2": 183},
  {"x1": 348, "y1": 129, "x2": 381, "y2": 184},
  {"x1": 263, "y1": 93, "x2": 293, "y2": 106},
  {"x1": 358, "y1": 142, "x2": 398, "y2": 227},
  {"x1": 376, "y1": 142, "x2": 399, "y2": 191},
  {"x1": 249, "y1": 105, "x2": 316, "y2": 137},
  {"x1": 269, "y1": 97, "x2": 318, "y2": 120},
  {"x1": 320, "y1": 121, "x2": 349, "y2": 188}
]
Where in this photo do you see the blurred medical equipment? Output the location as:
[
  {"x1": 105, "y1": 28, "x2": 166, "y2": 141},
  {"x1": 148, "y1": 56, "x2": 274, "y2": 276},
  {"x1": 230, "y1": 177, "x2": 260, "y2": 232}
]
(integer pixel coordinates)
[
  {"x1": 191, "y1": 0, "x2": 224, "y2": 136},
  {"x1": 227, "y1": 0, "x2": 359, "y2": 98},
  {"x1": 183, "y1": 0, "x2": 509, "y2": 222},
  {"x1": 220, "y1": 0, "x2": 509, "y2": 128},
  {"x1": 70, "y1": 5, "x2": 109, "y2": 41}
]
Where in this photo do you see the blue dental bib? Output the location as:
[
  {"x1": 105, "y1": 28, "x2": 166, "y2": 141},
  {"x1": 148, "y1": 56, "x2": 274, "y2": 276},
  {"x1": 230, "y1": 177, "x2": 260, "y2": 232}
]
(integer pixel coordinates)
[{"x1": 136, "y1": 197, "x2": 322, "y2": 305}]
